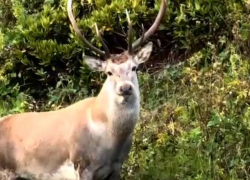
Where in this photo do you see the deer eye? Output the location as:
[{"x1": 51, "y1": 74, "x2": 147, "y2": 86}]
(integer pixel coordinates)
[
  {"x1": 107, "y1": 71, "x2": 113, "y2": 76},
  {"x1": 132, "y1": 66, "x2": 137, "y2": 71}
]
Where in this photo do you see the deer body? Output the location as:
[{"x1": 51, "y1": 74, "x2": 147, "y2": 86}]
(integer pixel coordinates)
[
  {"x1": 0, "y1": 0, "x2": 167, "y2": 179},
  {"x1": 0, "y1": 74, "x2": 139, "y2": 179}
]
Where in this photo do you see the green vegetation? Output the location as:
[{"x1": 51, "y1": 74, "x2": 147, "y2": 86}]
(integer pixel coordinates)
[{"x1": 1, "y1": 0, "x2": 250, "y2": 179}]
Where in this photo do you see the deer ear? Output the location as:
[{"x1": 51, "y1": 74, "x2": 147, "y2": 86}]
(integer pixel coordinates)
[
  {"x1": 134, "y1": 42, "x2": 153, "y2": 64},
  {"x1": 84, "y1": 56, "x2": 106, "y2": 71}
]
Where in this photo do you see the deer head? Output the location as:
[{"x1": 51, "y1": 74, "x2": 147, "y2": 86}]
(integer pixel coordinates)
[{"x1": 67, "y1": 0, "x2": 167, "y2": 104}]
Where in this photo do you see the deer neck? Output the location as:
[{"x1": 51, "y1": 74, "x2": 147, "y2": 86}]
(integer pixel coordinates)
[{"x1": 90, "y1": 79, "x2": 140, "y2": 138}]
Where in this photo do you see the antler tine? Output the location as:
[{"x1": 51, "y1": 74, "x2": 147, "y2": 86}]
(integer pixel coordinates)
[
  {"x1": 126, "y1": 9, "x2": 133, "y2": 55},
  {"x1": 132, "y1": 0, "x2": 168, "y2": 51},
  {"x1": 67, "y1": 0, "x2": 106, "y2": 57},
  {"x1": 138, "y1": 24, "x2": 145, "y2": 47},
  {"x1": 94, "y1": 23, "x2": 111, "y2": 59}
]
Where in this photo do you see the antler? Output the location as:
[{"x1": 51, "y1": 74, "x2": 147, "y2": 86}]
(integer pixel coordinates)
[
  {"x1": 94, "y1": 23, "x2": 111, "y2": 59},
  {"x1": 67, "y1": 0, "x2": 167, "y2": 58},
  {"x1": 67, "y1": 0, "x2": 111, "y2": 59},
  {"x1": 126, "y1": 9, "x2": 133, "y2": 55},
  {"x1": 127, "y1": 0, "x2": 168, "y2": 54}
]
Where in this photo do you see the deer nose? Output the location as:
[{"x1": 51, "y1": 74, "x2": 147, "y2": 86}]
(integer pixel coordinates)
[{"x1": 119, "y1": 84, "x2": 132, "y2": 95}]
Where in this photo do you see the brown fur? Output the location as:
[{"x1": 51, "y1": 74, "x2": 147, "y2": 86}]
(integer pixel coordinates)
[
  {"x1": 0, "y1": 98, "x2": 94, "y2": 178},
  {"x1": 110, "y1": 52, "x2": 130, "y2": 64}
]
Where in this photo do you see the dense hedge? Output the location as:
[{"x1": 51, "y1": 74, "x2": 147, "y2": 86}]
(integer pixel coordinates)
[{"x1": 0, "y1": 0, "x2": 245, "y2": 108}]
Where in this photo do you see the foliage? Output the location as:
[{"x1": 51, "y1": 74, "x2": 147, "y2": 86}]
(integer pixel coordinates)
[
  {"x1": 1, "y1": 0, "x2": 250, "y2": 180},
  {"x1": 0, "y1": 0, "x2": 245, "y2": 104},
  {"x1": 0, "y1": 79, "x2": 31, "y2": 116}
]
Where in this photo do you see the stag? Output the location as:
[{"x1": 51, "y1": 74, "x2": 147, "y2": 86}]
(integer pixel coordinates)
[{"x1": 0, "y1": 0, "x2": 167, "y2": 179}]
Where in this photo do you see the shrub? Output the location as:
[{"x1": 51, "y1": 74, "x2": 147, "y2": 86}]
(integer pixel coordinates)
[{"x1": 0, "y1": 0, "x2": 245, "y2": 107}]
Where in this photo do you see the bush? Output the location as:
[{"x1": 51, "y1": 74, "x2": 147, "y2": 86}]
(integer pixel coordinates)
[{"x1": 0, "y1": 0, "x2": 245, "y2": 107}]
